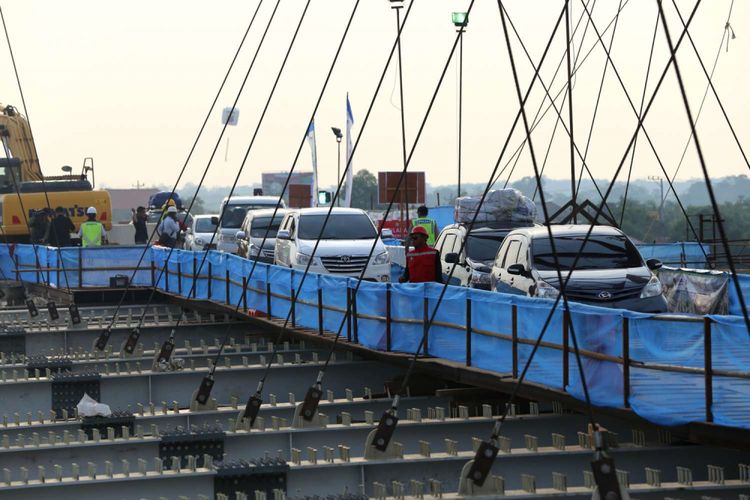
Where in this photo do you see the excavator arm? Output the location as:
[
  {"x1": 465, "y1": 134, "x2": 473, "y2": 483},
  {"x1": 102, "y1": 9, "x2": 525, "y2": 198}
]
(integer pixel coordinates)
[{"x1": 0, "y1": 104, "x2": 42, "y2": 183}]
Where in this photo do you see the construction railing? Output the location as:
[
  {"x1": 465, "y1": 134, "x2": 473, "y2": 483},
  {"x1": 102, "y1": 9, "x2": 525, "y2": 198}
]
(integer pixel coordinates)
[{"x1": 4, "y1": 244, "x2": 750, "y2": 431}]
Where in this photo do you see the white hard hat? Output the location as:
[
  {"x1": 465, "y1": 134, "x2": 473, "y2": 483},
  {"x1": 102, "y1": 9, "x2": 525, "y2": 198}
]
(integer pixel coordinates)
[
  {"x1": 167, "y1": 206, "x2": 178, "y2": 214},
  {"x1": 86, "y1": 206, "x2": 97, "y2": 215}
]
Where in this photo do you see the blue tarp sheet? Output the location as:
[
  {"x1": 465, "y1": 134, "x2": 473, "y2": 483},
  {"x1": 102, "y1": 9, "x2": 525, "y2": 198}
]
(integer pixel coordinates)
[
  {"x1": 637, "y1": 242, "x2": 709, "y2": 269},
  {"x1": 5, "y1": 243, "x2": 750, "y2": 431}
]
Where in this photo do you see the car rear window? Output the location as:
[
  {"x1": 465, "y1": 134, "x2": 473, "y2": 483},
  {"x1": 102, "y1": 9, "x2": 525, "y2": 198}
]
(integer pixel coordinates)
[
  {"x1": 466, "y1": 233, "x2": 506, "y2": 262},
  {"x1": 298, "y1": 214, "x2": 377, "y2": 240},
  {"x1": 249, "y1": 216, "x2": 282, "y2": 238},
  {"x1": 532, "y1": 234, "x2": 642, "y2": 271},
  {"x1": 195, "y1": 217, "x2": 216, "y2": 233}
]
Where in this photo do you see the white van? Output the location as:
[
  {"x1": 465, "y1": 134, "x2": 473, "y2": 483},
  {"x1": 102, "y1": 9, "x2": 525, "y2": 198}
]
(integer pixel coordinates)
[
  {"x1": 274, "y1": 207, "x2": 391, "y2": 282},
  {"x1": 215, "y1": 196, "x2": 285, "y2": 253}
]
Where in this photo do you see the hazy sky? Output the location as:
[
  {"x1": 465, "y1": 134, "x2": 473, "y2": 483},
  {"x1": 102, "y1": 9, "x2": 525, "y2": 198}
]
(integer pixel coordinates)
[{"x1": 0, "y1": 0, "x2": 747, "y2": 194}]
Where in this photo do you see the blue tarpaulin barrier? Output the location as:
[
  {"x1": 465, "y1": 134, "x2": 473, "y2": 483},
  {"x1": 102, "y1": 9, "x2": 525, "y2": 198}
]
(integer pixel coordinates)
[
  {"x1": 4, "y1": 243, "x2": 750, "y2": 431},
  {"x1": 637, "y1": 242, "x2": 710, "y2": 269}
]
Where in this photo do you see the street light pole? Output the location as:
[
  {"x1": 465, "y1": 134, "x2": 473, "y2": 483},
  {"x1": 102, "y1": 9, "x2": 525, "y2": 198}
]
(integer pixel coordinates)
[
  {"x1": 648, "y1": 175, "x2": 665, "y2": 230},
  {"x1": 331, "y1": 127, "x2": 343, "y2": 206},
  {"x1": 453, "y1": 12, "x2": 468, "y2": 199}
]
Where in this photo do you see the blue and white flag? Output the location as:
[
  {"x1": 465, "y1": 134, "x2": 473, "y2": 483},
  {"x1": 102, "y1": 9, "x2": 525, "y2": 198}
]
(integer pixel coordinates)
[
  {"x1": 306, "y1": 119, "x2": 319, "y2": 206},
  {"x1": 344, "y1": 94, "x2": 355, "y2": 207}
]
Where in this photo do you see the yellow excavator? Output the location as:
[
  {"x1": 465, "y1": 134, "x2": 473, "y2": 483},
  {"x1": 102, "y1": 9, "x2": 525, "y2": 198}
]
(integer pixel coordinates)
[{"x1": 0, "y1": 104, "x2": 112, "y2": 241}]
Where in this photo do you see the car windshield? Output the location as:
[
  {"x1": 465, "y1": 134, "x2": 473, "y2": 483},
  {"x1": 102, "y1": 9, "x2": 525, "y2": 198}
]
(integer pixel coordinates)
[
  {"x1": 195, "y1": 217, "x2": 217, "y2": 233},
  {"x1": 532, "y1": 234, "x2": 643, "y2": 271},
  {"x1": 222, "y1": 204, "x2": 277, "y2": 228},
  {"x1": 298, "y1": 213, "x2": 377, "y2": 240},
  {"x1": 250, "y1": 216, "x2": 282, "y2": 238},
  {"x1": 466, "y1": 233, "x2": 506, "y2": 262}
]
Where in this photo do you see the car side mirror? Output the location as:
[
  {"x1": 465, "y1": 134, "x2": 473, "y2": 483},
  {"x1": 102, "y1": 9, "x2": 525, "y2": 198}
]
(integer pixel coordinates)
[
  {"x1": 507, "y1": 263, "x2": 525, "y2": 276},
  {"x1": 444, "y1": 252, "x2": 460, "y2": 264},
  {"x1": 277, "y1": 229, "x2": 291, "y2": 240},
  {"x1": 235, "y1": 230, "x2": 246, "y2": 241},
  {"x1": 210, "y1": 216, "x2": 219, "y2": 226},
  {"x1": 646, "y1": 258, "x2": 662, "y2": 270},
  {"x1": 381, "y1": 228, "x2": 394, "y2": 239}
]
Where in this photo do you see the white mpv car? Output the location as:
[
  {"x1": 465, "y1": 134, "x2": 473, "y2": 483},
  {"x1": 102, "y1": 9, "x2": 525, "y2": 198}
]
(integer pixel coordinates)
[{"x1": 274, "y1": 208, "x2": 391, "y2": 282}]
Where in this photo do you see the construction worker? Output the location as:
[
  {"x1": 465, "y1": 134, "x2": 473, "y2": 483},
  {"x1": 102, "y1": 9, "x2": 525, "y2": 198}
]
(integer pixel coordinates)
[
  {"x1": 410, "y1": 205, "x2": 438, "y2": 246},
  {"x1": 157, "y1": 206, "x2": 180, "y2": 248},
  {"x1": 78, "y1": 207, "x2": 107, "y2": 247},
  {"x1": 399, "y1": 226, "x2": 443, "y2": 283}
]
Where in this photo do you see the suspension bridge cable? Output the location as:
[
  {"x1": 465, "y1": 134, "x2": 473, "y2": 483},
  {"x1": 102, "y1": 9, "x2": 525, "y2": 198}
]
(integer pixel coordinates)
[
  {"x1": 93, "y1": 0, "x2": 266, "y2": 332},
  {"x1": 476, "y1": 0, "x2": 704, "y2": 451},
  {"x1": 499, "y1": 6, "x2": 618, "y2": 223},
  {"x1": 184, "y1": 0, "x2": 363, "y2": 407},
  {"x1": 574, "y1": 0, "x2": 625, "y2": 201},
  {"x1": 96, "y1": 0, "x2": 282, "y2": 352},
  {"x1": 198, "y1": 0, "x2": 415, "y2": 410},
  {"x1": 492, "y1": 0, "x2": 629, "y2": 189},
  {"x1": 656, "y1": 0, "x2": 750, "y2": 335},
  {"x1": 671, "y1": 0, "x2": 748, "y2": 172},
  {"x1": 576, "y1": 0, "x2": 709, "y2": 261},
  {"x1": 378, "y1": 2, "x2": 569, "y2": 430},
  {"x1": 0, "y1": 6, "x2": 71, "y2": 294},
  {"x1": 619, "y1": 10, "x2": 659, "y2": 227}
]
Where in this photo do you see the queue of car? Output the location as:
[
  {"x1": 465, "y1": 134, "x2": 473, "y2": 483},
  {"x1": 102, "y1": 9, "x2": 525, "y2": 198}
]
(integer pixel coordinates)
[{"x1": 181, "y1": 194, "x2": 667, "y2": 313}]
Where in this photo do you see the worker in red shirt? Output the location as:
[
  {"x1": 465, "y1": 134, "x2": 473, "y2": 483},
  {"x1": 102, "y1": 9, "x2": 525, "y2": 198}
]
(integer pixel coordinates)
[{"x1": 400, "y1": 226, "x2": 443, "y2": 283}]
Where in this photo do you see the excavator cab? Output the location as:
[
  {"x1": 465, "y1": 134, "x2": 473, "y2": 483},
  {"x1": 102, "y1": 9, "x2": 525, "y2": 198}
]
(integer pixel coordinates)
[{"x1": 0, "y1": 158, "x2": 21, "y2": 194}]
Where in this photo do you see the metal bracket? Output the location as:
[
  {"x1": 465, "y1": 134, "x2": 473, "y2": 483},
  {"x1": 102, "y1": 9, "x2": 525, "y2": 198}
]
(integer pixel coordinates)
[
  {"x1": 46, "y1": 301, "x2": 59, "y2": 321},
  {"x1": 26, "y1": 299, "x2": 38, "y2": 317},
  {"x1": 93, "y1": 328, "x2": 111, "y2": 351},
  {"x1": 299, "y1": 385, "x2": 322, "y2": 422},
  {"x1": 122, "y1": 328, "x2": 140, "y2": 355},
  {"x1": 591, "y1": 430, "x2": 627, "y2": 500},
  {"x1": 240, "y1": 395, "x2": 263, "y2": 426},
  {"x1": 194, "y1": 375, "x2": 215, "y2": 406},
  {"x1": 370, "y1": 411, "x2": 399, "y2": 452},
  {"x1": 68, "y1": 304, "x2": 81, "y2": 324},
  {"x1": 155, "y1": 336, "x2": 175, "y2": 365},
  {"x1": 465, "y1": 440, "x2": 499, "y2": 488}
]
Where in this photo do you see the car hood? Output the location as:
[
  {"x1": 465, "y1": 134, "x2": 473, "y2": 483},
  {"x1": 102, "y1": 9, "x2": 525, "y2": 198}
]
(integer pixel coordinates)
[
  {"x1": 250, "y1": 236, "x2": 276, "y2": 249},
  {"x1": 537, "y1": 267, "x2": 651, "y2": 293},
  {"x1": 297, "y1": 238, "x2": 385, "y2": 257}
]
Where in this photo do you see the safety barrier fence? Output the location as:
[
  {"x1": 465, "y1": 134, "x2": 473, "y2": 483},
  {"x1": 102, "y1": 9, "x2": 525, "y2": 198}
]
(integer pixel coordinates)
[{"x1": 3, "y1": 244, "x2": 750, "y2": 430}]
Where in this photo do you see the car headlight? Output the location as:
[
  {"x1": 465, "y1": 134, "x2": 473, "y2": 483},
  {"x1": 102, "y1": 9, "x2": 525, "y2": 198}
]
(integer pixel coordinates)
[
  {"x1": 372, "y1": 251, "x2": 390, "y2": 266},
  {"x1": 640, "y1": 275, "x2": 663, "y2": 298},
  {"x1": 297, "y1": 253, "x2": 322, "y2": 267},
  {"x1": 195, "y1": 238, "x2": 205, "y2": 246},
  {"x1": 535, "y1": 279, "x2": 560, "y2": 299},
  {"x1": 470, "y1": 270, "x2": 491, "y2": 286}
]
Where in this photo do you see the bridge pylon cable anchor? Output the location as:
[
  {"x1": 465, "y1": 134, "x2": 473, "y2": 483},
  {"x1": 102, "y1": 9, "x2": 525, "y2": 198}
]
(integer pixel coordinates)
[
  {"x1": 590, "y1": 429, "x2": 629, "y2": 500},
  {"x1": 153, "y1": 333, "x2": 176, "y2": 368},
  {"x1": 93, "y1": 327, "x2": 112, "y2": 352},
  {"x1": 238, "y1": 389, "x2": 264, "y2": 427},
  {"x1": 292, "y1": 384, "x2": 323, "y2": 429},
  {"x1": 121, "y1": 328, "x2": 141, "y2": 357},
  {"x1": 190, "y1": 374, "x2": 217, "y2": 412},
  {"x1": 68, "y1": 304, "x2": 81, "y2": 325},
  {"x1": 365, "y1": 398, "x2": 399, "y2": 458},
  {"x1": 25, "y1": 298, "x2": 38, "y2": 317},
  {"x1": 46, "y1": 301, "x2": 59, "y2": 321}
]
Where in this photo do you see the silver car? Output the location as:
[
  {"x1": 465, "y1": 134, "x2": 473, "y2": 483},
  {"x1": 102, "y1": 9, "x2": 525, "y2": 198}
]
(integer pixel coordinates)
[{"x1": 184, "y1": 214, "x2": 218, "y2": 251}]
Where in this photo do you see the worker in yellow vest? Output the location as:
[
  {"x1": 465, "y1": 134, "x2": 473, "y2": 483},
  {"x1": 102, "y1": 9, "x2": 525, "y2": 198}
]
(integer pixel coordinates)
[
  {"x1": 410, "y1": 205, "x2": 438, "y2": 246},
  {"x1": 78, "y1": 206, "x2": 107, "y2": 247}
]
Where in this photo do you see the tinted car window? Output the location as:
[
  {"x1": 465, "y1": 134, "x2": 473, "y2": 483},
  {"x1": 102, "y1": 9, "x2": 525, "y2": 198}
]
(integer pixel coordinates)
[
  {"x1": 250, "y1": 216, "x2": 283, "y2": 238},
  {"x1": 222, "y1": 204, "x2": 281, "y2": 228},
  {"x1": 502, "y1": 240, "x2": 521, "y2": 267},
  {"x1": 466, "y1": 233, "x2": 505, "y2": 261},
  {"x1": 532, "y1": 234, "x2": 643, "y2": 271},
  {"x1": 195, "y1": 217, "x2": 216, "y2": 233},
  {"x1": 298, "y1": 214, "x2": 377, "y2": 240}
]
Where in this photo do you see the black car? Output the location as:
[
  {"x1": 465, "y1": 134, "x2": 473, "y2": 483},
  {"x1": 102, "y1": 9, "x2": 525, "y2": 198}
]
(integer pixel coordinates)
[{"x1": 490, "y1": 225, "x2": 668, "y2": 313}]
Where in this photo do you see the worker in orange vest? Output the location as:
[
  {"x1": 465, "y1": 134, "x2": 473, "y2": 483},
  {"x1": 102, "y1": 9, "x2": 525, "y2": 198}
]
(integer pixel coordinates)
[{"x1": 400, "y1": 226, "x2": 443, "y2": 283}]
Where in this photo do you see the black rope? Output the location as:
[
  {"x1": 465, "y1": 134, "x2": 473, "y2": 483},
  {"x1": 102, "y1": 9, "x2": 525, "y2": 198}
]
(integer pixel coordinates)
[
  {"x1": 656, "y1": 0, "x2": 750, "y2": 335},
  {"x1": 484, "y1": 0, "x2": 704, "y2": 440},
  {"x1": 565, "y1": 1, "x2": 577, "y2": 221},
  {"x1": 497, "y1": 0, "x2": 597, "y2": 429},
  {"x1": 619, "y1": 10, "x2": 659, "y2": 226},
  {"x1": 576, "y1": 0, "x2": 709, "y2": 262},
  {"x1": 493, "y1": 0, "x2": 629, "y2": 190},
  {"x1": 574, "y1": 0, "x2": 625, "y2": 201},
  {"x1": 99, "y1": 0, "x2": 281, "y2": 351},
  {"x1": 672, "y1": 0, "x2": 748, "y2": 172},
  {"x1": 96, "y1": 0, "x2": 267, "y2": 332},
  {"x1": 187, "y1": 0, "x2": 362, "y2": 401},
  {"x1": 182, "y1": 0, "x2": 315, "y2": 376},
  {"x1": 0, "y1": 6, "x2": 70, "y2": 293},
  {"x1": 500, "y1": 6, "x2": 618, "y2": 223}
]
